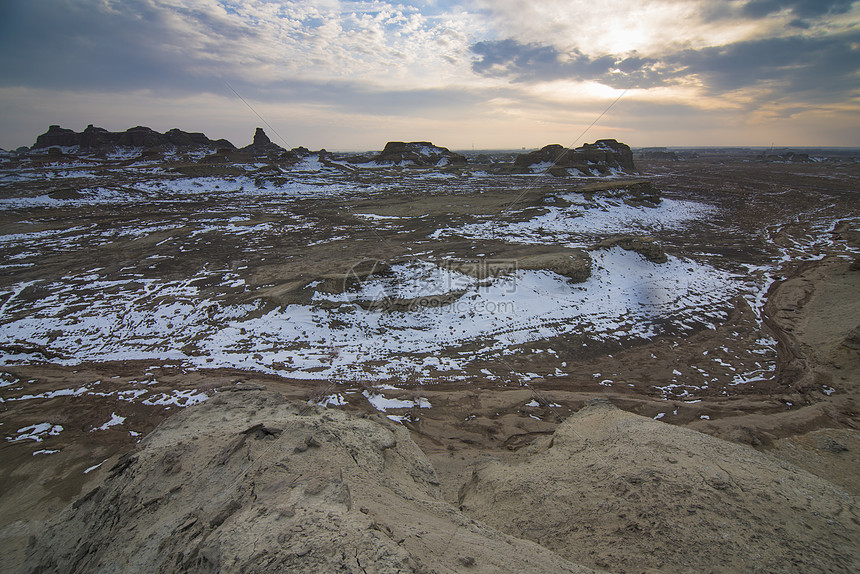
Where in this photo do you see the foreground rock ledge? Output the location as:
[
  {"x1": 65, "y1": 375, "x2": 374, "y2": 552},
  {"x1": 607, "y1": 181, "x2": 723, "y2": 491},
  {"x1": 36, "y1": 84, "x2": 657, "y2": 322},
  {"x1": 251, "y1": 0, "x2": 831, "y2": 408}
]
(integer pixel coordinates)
[
  {"x1": 20, "y1": 391, "x2": 593, "y2": 574},
  {"x1": 458, "y1": 399, "x2": 860, "y2": 573}
]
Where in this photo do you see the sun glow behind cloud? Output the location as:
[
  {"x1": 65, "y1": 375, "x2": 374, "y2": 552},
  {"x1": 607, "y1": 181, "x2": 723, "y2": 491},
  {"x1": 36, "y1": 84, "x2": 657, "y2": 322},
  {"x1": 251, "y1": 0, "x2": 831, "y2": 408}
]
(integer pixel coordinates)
[{"x1": 0, "y1": 0, "x2": 858, "y2": 149}]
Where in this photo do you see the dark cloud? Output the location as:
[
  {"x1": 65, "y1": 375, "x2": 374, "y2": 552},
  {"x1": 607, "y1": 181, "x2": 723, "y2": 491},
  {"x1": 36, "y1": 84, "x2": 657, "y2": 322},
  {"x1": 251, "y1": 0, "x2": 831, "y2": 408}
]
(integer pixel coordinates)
[
  {"x1": 471, "y1": 39, "x2": 559, "y2": 77},
  {"x1": 741, "y1": 0, "x2": 856, "y2": 19},
  {"x1": 470, "y1": 32, "x2": 860, "y2": 103},
  {"x1": 672, "y1": 32, "x2": 860, "y2": 100},
  {"x1": 469, "y1": 39, "x2": 664, "y2": 88},
  {"x1": 0, "y1": 0, "x2": 246, "y2": 94},
  {"x1": 701, "y1": 0, "x2": 857, "y2": 22}
]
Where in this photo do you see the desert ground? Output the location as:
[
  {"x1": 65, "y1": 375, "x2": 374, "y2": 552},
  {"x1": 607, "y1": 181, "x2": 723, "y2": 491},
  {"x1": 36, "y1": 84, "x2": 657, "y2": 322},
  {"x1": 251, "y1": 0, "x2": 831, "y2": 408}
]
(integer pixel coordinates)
[{"x1": 1, "y1": 139, "x2": 858, "y2": 572}]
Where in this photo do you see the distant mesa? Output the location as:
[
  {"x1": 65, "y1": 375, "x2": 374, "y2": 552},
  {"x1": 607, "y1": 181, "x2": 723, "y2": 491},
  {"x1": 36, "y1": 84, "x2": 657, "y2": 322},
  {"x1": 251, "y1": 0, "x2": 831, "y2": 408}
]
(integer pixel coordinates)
[
  {"x1": 639, "y1": 150, "x2": 679, "y2": 161},
  {"x1": 28, "y1": 124, "x2": 318, "y2": 164},
  {"x1": 32, "y1": 124, "x2": 236, "y2": 153},
  {"x1": 637, "y1": 148, "x2": 699, "y2": 161},
  {"x1": 359, "y1": 141, "x2": 467, "y2": 167},
  {"x1": 514, "y1": 139, "x2": 635, "y2": 176},
  {"x1": 24, "y1": 126, "x2": 638, "y2": 178}
]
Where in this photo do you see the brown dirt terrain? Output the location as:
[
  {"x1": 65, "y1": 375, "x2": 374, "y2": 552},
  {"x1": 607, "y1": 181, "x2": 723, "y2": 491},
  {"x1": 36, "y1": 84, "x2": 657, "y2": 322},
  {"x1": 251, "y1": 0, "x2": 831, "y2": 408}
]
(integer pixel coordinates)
[
  {"x1": 19, "y1": 390, "x2": 596, "y2": 574},
  {"x1": 1, "y1": 153, "x2": 859, "y2": 572},
  {"x1": 458, "y1": 399, "x2": 860, "y2": 573}
]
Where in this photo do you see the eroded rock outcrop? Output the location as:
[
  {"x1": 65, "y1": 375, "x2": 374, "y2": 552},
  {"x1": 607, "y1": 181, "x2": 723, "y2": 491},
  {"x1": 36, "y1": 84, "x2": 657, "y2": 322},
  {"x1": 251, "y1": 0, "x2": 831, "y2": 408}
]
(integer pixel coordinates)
[
  {"x1": 237, "y1": 128, "x2": 315, "y2": 163},
  {"x1": 579, "y1": 179, "x2": 661, "y2": 206},
  {"x1": 515, "y1": 139, "x2": 635, "y2": 175},
  {"x1": 21, "y1": 391, "x2": 593, "y2": 574},
  {"x1": 364, "y1": 141, "x2": 467, "y2": 167},
  {"x1": 241, "y1": 127, "x2": 280, "y2": 154}
]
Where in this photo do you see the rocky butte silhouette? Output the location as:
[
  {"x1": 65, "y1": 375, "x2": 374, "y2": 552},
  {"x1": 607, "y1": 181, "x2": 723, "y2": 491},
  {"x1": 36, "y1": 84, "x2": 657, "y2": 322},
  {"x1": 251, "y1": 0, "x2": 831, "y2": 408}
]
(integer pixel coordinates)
[{"x1": 32, "y1": 124, "x2": 236, "y2": 153}]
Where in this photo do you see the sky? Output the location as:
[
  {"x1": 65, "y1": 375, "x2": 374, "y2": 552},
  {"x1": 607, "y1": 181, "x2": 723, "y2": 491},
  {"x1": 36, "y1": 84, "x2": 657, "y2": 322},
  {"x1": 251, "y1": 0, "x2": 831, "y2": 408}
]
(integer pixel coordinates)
[{"x1": 0, "y1": 0, "x2": 858, "y2": 151}]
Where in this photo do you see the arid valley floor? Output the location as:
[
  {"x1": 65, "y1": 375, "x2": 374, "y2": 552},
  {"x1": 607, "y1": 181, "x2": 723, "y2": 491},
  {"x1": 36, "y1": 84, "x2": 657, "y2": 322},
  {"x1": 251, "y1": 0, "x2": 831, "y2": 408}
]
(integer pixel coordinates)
[{"x1": 1, "y1": 140, "x2": 859, "y2": 572}]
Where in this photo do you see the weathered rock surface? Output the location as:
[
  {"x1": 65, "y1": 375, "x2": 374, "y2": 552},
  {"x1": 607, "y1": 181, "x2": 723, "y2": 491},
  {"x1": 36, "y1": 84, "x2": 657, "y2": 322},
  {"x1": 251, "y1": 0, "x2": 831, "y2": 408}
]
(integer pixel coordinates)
[
  {"x1": 458, "y1": 400, "x2": 860, "y2": 574},
  {"x1": 844, "y1": 326, "x2": 860, "y2": 350},
  {"x1": 20, "y1": 391, "x2": 594, "y2": 574},
  {"x1": 592, "y1": 235, "x2": 668, "y2": 263},
  {"x1": 578, "y1": 179, "x2": 661, "y2": 206},
  {"x1": 363, "y1": 141, "x2": 467, "y2": 166},
  {"x1": 516, "y1": 251, "x2": 592, "y2": 282},
  {"x1": 451, "y1": 248, "x2": 592, "y2": 283},
  {"x1": 32, "y1": 124, "x2": 235, "y2": 152},
  {"x1": 514, "y1": 139, "x2": 635, "y2": 175}
]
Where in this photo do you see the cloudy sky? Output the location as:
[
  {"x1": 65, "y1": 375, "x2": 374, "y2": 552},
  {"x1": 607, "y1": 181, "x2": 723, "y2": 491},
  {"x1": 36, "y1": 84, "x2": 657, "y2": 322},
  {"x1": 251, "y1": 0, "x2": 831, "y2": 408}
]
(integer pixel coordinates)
[{"x1": 1, "y1": 0, "x2": 858, "y2": 150}]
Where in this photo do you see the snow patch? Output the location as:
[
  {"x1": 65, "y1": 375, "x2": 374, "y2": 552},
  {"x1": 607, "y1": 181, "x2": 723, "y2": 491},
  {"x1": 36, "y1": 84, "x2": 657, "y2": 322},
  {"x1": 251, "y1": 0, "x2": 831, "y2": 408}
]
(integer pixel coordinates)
[
  {"x1": 90, "y1": 412, "x2": 126, "y2": 431},
  {"x1": 7, "y1": 423, "x2": 63, "y2": 442}
]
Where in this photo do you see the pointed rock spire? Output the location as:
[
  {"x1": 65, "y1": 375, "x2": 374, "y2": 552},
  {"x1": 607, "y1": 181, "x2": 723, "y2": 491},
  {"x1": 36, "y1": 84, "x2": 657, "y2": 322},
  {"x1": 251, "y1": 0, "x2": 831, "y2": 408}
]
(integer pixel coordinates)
[{"x1": 252, "y1": 127, "x2": 271, "y2": 148}]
